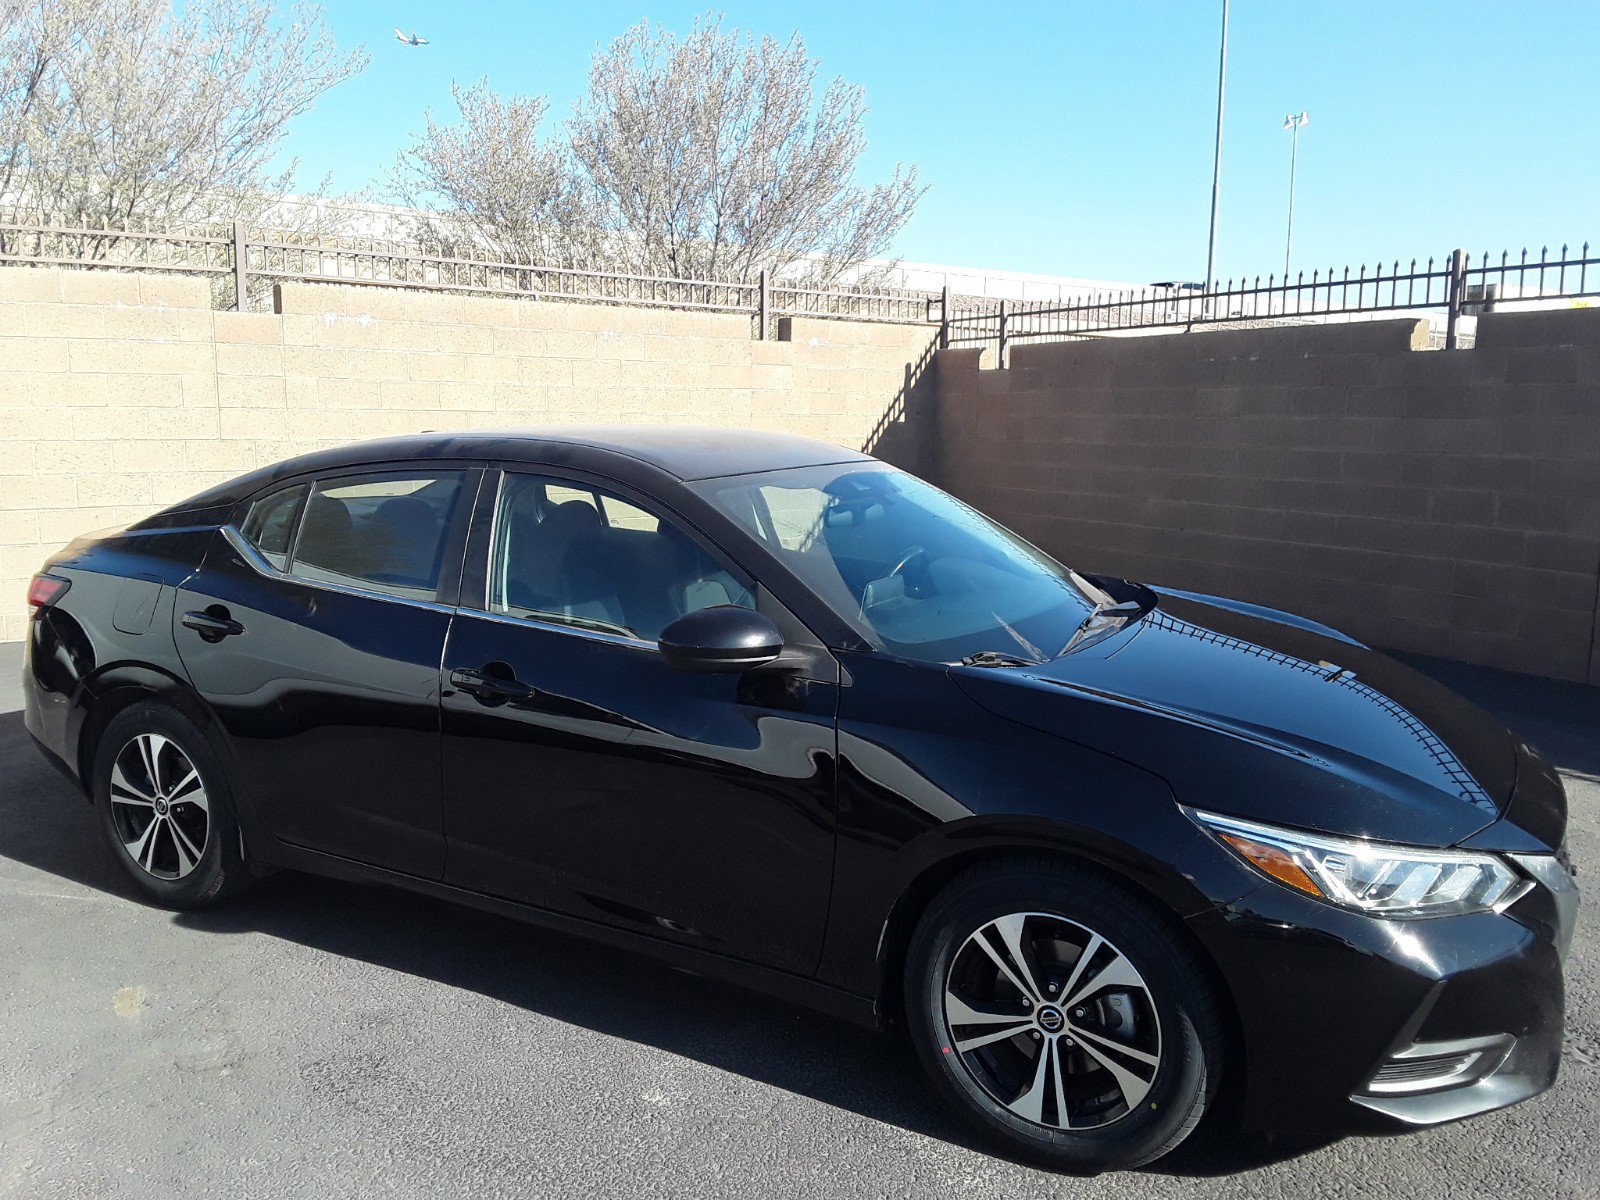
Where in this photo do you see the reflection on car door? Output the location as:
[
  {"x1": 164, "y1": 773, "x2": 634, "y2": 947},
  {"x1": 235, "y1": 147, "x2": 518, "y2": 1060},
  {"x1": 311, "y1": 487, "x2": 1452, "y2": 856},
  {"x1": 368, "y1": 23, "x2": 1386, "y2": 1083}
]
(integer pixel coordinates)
[
  {"x1": 440, "y1": 469, "x2": 840, "y2": 975},
  {"x1": 175, "y1": 467, "x2": 480, "y2": 879}
]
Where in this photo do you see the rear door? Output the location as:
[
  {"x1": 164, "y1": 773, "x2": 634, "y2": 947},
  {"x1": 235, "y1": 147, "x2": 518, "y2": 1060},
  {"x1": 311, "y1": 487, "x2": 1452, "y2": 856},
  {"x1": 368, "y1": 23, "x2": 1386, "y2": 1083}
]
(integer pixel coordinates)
[
  {"x1": 174, "y1": 466, "x2": 481, "y2": 878},
  {"x1": 439, "y1": 468, "x2": 841, "y2": 974}
]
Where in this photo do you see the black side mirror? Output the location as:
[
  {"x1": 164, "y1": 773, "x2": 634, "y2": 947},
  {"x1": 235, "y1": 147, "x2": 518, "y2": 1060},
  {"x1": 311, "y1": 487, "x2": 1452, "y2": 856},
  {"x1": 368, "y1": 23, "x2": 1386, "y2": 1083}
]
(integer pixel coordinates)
[{"x1": 658, "y1": 606, "x2": 783, "y2": 674}]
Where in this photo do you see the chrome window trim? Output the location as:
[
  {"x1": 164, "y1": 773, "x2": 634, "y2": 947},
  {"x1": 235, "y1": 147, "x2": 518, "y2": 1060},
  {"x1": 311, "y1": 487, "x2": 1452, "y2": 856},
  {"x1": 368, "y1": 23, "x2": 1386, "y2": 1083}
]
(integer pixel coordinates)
[
  {"x1": 483, "y1": 468, "x2": 507, "y2": 614},
  {"x1": 455, "y1": 605, "x2": 659, "y2": 652},
  {"x1": 220, "y1": 524, "x2": 456, "y2": 616}
]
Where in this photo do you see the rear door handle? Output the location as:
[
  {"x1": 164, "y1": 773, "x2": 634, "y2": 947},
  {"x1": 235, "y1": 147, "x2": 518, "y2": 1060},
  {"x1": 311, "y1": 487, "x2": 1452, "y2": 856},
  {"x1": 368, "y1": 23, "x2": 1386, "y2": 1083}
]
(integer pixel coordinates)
[
  {"x1": 449, "y1": 667, "x2": 537, "y2": 703},
  {"x1": 182, "y1": 609, "x2": 244, "y2": 641}
]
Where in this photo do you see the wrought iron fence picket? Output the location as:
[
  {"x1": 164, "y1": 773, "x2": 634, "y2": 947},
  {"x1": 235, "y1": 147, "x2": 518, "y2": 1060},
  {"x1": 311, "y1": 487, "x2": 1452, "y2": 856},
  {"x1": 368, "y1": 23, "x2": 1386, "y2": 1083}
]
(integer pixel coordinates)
[
  {"x1": 0, "y1": 213, "x2": 946, "y2": 329},
  {"x1": 943, "y1": 240, "x2": 1598, "y2": 359},
  {"x1": 5, "y1": 215, "x2": 1598, "y2": 356}
]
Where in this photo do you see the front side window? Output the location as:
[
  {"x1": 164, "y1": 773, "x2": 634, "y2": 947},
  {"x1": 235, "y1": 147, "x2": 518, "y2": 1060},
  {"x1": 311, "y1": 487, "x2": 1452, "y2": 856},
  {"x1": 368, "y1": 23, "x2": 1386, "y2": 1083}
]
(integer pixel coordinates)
[
  {"x1": 239, "y1": 483, "x2": 307, "y2": 569},
  {"x1": 690, "y1": 465, "x2": 1098, "y2": 664},
  {"x1": 288, "y1": 472, "x2": 467, "y2": 601},
  {"x1": 489, "y1": 473, "x2": 752, "y2": 641}
]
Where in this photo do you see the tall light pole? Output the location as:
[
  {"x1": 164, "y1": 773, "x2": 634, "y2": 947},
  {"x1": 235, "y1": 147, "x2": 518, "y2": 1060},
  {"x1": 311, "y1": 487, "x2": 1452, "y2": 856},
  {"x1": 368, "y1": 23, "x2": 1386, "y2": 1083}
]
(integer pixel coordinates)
[
  {"x1": 1203, "y1": 0, "x2": 1229, "y2": 299},
  {"x1": 1282, "y1": 111, "x2": 1309, "y2": 281}
]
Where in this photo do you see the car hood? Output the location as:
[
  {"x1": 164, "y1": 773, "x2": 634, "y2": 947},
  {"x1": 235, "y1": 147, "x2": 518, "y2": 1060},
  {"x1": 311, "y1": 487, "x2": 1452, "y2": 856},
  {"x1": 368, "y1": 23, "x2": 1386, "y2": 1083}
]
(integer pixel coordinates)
[{"x1": 950, "y1": 587, "x2": 1516, "y2": 847}]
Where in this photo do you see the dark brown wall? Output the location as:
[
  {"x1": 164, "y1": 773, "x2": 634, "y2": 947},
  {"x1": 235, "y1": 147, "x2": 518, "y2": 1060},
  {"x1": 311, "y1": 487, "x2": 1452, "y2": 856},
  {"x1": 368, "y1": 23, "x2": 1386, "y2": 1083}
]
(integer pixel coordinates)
[{"x1": 923, "y1": 312, "x2": 1600, "y2": 684}]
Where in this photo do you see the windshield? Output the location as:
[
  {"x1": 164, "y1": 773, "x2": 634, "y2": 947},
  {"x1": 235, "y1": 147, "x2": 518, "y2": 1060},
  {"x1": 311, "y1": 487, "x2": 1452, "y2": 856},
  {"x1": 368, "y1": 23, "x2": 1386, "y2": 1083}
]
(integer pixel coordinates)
[{"x1": 690, "y1": 464, "x2": 1102, "y2": 663}]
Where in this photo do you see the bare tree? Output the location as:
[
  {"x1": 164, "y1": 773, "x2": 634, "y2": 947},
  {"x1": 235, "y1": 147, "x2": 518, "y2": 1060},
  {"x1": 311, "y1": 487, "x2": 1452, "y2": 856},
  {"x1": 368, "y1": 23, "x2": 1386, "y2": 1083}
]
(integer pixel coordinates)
[
  {"x1": 391, "y1": 80, "x2": 602, "y2": 267},
  {"x1": 0, "y1": 0, "x2": 75, "y2": 209},
  {"x1": 569, "y1": 15, "x2": 923, "y2": 285},
  {"x1": 0, "y1": 0, "x2": 365, "y2": 229},
  {"x1": 396, "y1": 15, "x2": 924, "y2": 283}
]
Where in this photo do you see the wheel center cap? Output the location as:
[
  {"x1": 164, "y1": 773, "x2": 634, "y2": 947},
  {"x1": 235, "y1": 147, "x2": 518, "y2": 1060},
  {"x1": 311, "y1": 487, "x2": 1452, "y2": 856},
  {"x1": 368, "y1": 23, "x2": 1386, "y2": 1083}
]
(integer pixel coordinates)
[
  {"x1": 1036, "y1": 1005, "x2": 1065, "y2": 1034},
  {"x1": 154, "y1": 798, "x2": 169, "y2": 816}
]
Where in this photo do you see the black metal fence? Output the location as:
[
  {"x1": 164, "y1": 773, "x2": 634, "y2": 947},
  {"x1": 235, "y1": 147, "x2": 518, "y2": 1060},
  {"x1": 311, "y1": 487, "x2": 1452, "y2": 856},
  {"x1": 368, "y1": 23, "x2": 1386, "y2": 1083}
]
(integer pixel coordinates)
[
  {"x1": 4, "y1": 215, "x2": 1593, "y2": 359},
  {"x1": 0, "y1": 214, "x2": 943, "y2": 337},
  {"x1": 943, "y1": 244, "x2": 1599, "y2": 362}
]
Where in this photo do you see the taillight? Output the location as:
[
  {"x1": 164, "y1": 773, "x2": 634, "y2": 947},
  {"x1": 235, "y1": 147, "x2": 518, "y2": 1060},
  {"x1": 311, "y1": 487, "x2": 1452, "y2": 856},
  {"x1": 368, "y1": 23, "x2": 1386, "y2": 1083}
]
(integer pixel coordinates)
[{"x1": 26, "y1": 574, "x2": 70, "y2": 610}]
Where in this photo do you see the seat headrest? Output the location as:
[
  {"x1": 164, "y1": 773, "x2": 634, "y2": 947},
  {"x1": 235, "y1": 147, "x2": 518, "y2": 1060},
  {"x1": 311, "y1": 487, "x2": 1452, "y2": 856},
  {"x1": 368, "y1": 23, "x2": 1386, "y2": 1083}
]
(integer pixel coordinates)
[
  {"x1": 372, "y1": 495, "x2": 433, "y2": 530},
  {"x1": 542, "y1": 500, "x2": 605, "y2": 537},
  {"x1": 298, "y1": 493, "x2": 353, "y2": 561},
  {"x1": 304, "y1": 492, "x2": 352, "y2": 530}
]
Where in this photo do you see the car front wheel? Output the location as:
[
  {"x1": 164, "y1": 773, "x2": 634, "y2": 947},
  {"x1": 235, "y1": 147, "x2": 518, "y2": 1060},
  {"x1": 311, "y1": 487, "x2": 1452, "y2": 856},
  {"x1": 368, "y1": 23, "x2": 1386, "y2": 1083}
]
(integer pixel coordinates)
[{"x1": 904, "y1": 856, "x2": 1226, "y2": 1173}]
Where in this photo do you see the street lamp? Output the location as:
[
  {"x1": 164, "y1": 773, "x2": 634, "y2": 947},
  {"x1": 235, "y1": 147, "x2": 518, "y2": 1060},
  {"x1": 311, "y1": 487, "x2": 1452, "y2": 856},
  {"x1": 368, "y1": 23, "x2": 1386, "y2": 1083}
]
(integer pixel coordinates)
[
  {"x1": 1203, "y1": 0, "x2": 1230, "y2": 301},
  {"x1": 1282, "y1": 111, "x2": 1309, "y2": 281}
]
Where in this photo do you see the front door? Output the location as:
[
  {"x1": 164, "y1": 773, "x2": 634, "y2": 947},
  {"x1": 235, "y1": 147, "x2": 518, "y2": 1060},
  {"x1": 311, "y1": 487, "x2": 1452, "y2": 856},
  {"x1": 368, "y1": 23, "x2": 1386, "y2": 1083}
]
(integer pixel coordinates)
[
  {"x1": 440, "y1": 469, "x2": 839, "y2": 975},
  {"x1": 175, "y1": 467, "x2": 479, "y2": 879}
]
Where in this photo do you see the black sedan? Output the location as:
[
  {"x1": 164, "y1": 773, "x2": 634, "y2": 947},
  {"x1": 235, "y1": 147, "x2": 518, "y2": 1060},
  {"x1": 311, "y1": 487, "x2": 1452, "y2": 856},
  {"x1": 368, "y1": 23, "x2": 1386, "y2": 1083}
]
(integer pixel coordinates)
[{"x1": 23, "y1": 426, "x2": 1578, "y2": 1172}]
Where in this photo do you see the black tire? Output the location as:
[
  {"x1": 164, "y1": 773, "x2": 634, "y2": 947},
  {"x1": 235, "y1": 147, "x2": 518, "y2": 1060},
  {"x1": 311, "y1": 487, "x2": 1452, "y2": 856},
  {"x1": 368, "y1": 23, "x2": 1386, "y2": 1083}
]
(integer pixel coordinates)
[
  {"x1": 92, "y1": 701, "x2": 253, "y2": 909},
  {"x1": 904, "y1": 856, "x2": 1226, "y2": 1173}
]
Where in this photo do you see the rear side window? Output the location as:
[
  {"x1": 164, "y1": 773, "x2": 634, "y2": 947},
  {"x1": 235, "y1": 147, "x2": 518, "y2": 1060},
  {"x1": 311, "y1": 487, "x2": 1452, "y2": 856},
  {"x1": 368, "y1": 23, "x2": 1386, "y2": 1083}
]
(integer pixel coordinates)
[
  {"x1": 239, "y1": 483, "x2": 307, "y2": 569},
  {"x1": 289, "y1": 472, "x2": 467, "y2": 602}
]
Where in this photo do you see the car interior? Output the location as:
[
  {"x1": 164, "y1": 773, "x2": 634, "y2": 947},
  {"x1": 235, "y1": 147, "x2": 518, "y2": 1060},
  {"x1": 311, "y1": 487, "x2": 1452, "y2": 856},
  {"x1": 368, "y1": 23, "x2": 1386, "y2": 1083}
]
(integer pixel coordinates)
[
  {"x1": 287, "y1": 474, "x2": 465, "y2": 600},
  {"x1": 491, "y1": 476, "x2": 754, "y2": 642}
]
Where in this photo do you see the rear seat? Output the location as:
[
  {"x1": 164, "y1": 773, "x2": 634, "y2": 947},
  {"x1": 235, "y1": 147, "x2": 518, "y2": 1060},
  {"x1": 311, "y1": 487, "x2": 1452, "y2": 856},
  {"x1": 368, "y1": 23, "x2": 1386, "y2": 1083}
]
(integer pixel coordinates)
[{"x1": 368, "y1": 496, "x2": 442, "y2": 587}]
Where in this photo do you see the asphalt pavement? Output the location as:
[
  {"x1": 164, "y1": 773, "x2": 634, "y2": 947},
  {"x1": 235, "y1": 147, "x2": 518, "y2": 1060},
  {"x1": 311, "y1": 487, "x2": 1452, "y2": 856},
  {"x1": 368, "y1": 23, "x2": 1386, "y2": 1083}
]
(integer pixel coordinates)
[{"x1": 1, "y1": 639, "x2": 1596, "y2": 1199}]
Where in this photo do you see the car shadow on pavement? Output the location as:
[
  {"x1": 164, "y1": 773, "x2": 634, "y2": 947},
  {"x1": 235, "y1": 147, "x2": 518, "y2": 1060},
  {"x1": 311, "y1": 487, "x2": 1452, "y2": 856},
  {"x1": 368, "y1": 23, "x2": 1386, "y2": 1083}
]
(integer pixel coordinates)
[
  {"x1": 181, "y1": 871, "x2": 998, "y2": 1144},
  {"x1": 0, "y1": 710, "x2": 145, "y2": 902},
  {"x1": 166, "y1": 871, "x2": 1338, "y2": 1177},
  {"x1": 0, "y1": 707, "x2": 1339, "y2": 1177},
  {"x1": 0, "y1": 711, "x2": 995, "y2": 1155}
]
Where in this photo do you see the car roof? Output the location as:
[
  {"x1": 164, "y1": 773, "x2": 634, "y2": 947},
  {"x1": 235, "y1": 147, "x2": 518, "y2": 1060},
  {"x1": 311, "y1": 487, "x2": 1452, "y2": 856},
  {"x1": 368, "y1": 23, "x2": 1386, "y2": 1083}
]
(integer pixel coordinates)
[
  {"x1": 155, "y1": 425, "x2": 878, "y2": 518},
  {"x1": 472, "y1": 425, "x2": 872, "y2": 481}
]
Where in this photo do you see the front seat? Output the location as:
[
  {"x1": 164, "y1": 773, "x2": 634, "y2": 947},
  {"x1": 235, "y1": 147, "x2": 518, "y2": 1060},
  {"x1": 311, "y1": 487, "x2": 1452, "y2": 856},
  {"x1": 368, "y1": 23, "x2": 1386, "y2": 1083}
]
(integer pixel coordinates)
[{"x1": 513, "y1": 501, "x2": 629, "y2": 632}]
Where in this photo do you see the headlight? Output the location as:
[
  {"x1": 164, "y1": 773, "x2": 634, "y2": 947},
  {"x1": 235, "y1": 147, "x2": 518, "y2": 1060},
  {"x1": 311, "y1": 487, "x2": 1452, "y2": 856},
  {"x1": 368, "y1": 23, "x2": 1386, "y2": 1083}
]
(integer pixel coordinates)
[{"x1": 1186, "y1": 808, "x2": 1529, "y2": 918}]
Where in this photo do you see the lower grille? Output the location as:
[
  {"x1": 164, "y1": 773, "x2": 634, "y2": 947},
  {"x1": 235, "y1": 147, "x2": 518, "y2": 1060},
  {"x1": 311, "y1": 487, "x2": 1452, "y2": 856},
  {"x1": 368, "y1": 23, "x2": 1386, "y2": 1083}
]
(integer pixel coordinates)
[
  {"x1": 1371, "y1": 1052, "x2": 1480, "y2": 1088},
  {"x1": 1363, "y1": 1033, "x2": 1514, "y2": 1096}
]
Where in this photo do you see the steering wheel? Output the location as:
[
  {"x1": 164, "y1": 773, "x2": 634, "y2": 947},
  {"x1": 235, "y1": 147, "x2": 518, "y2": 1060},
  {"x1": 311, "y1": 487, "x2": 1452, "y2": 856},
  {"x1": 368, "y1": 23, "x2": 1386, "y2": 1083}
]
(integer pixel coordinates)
[{"x1": 886, "y1": 545, "x2": 932, "y2": 598}]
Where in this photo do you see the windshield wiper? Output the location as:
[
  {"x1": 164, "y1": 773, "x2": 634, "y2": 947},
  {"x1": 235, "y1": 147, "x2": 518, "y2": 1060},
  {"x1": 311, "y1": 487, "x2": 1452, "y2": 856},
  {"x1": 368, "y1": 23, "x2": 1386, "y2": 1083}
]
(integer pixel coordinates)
[{"x1": 959, "y1": 650, "x2": 1039, "y2": 668}]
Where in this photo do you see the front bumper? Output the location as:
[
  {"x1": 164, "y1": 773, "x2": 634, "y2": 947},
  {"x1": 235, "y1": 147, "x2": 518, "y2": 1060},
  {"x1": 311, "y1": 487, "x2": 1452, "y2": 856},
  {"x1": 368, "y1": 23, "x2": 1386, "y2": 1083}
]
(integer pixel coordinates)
[{"x1": 1187, "y1": 859, "x2": 1575, "y2": 1134}]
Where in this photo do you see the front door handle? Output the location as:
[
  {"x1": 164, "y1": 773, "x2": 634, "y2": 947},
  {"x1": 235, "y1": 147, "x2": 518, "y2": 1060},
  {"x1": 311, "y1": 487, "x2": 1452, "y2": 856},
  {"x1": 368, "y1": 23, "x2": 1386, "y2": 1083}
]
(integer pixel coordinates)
[
  {"x1": 182, "y1": 609, "x2": 244, "y2": 642},
  {"x1": 449, "y1": 666, "x2": 537, "y2": 704}
]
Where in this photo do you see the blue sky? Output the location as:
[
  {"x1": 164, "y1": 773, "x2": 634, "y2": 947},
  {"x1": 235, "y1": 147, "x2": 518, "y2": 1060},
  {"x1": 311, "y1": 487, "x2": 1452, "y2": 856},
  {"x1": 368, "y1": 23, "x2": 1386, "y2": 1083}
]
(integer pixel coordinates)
[{"x1": 280, "y1": 1, "x2": 1600, "y2": 284}]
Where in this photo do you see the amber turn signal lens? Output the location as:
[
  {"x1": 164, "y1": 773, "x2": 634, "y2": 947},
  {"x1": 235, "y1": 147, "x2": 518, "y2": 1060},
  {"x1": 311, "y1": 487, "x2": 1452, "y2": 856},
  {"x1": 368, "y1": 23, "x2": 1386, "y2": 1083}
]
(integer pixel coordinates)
[{"x1": 1220, "y1": 833, "x2": 1324, "y2": 898}]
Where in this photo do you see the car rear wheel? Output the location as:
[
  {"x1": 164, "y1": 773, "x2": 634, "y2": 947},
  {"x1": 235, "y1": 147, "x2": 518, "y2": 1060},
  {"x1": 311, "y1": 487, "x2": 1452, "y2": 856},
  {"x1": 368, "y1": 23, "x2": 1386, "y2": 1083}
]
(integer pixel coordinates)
[
  {"x1": 904, "y1": 857, "x2": 1226, "y2": 1173},
  {"x1": 93, "y1": 702, "x2": 252, "y2": 908}
]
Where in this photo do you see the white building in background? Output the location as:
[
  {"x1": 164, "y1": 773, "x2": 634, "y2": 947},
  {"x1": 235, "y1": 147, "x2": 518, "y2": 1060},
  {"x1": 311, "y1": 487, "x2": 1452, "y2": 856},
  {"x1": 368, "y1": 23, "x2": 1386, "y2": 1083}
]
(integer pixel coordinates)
[
  {"x1": 860, "y1": 258, "x2": 1147, "y2": 304},
  {"x1": 264, "y1": 194, "x2": 1151, "y2": 301},
  {"x1": 245, "y1": 195, "x2": 1600, "y2": 344}
]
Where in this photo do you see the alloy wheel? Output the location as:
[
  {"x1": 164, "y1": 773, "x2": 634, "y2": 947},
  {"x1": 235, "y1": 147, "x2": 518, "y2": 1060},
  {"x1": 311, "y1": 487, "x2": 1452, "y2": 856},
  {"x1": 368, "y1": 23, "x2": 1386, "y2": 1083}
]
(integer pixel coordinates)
[
  {"x1": 942, "y1": 911, "x2": 1163, "y2": 1131},
  {"x1": 108, "y1": 732, "x2": 211, "y2": 880}
]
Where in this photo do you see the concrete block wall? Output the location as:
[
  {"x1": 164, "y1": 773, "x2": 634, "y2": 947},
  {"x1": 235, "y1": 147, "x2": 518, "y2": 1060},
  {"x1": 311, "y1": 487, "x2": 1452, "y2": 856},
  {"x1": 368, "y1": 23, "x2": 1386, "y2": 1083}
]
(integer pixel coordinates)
[
  {"x1": 0, "y1": 267, "x2": 935, "y2": 640},
  {"x1": 928, "y1": 314, "x2": 1600, "y2": 683},
  {"x1": 6, "y1": 263, "x2": 1598, "y2": 684}
]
